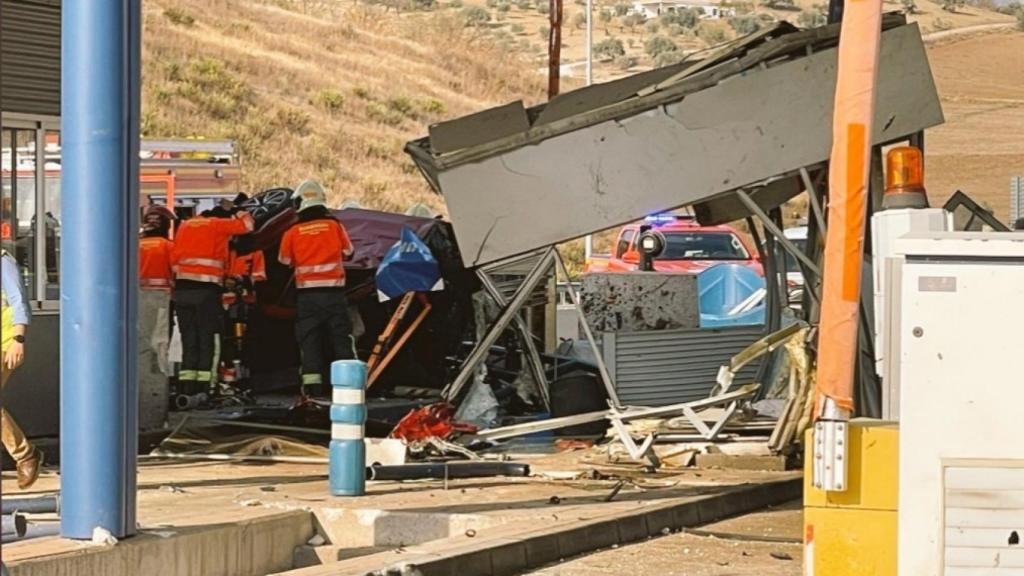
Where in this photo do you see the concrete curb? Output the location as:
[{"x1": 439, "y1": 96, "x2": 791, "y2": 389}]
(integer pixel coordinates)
[{"x1": 279, "y1": 476, "x2": 802, "y2": 576}]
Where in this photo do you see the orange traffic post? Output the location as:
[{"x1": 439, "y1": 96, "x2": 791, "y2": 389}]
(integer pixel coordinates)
[{"x1": 812, "y1": 0, "x2": 883, "y2": 492}]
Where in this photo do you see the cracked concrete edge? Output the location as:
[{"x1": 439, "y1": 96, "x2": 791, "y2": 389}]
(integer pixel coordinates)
[{"x1": 282, "y1": 476, "x2": 803, "y2": 576}]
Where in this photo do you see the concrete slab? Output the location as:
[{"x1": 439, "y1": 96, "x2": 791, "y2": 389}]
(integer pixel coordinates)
[
  {"x1": 2, "y1": 450, "x2": 800, "y2": 576},
  {"x1": 274, "y1": 475, "x2": 802, "y2": 575},
  {"x1": 695, "y1": 453, "x2": 788, "y2": 472}
]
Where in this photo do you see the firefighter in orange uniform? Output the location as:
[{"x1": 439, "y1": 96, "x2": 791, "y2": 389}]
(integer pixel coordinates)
[
  {"x1": 171, "y1": 204, "x2": 255, "y2": 395},
  {"x1": 139, "y1": 206, "x2": 175, "y2": 375},
  {"x1": 278, "y1": 180, "x2": 354, "y2": 396},
  {"x1": 220, "y1": 248, "x2": 267, "y2": 383}
]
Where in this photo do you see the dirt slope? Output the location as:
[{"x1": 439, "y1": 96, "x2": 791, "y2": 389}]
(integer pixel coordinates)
[
  {"x1": 924, "y1": 30, "x2": 1024, "y2": 223},
  {"x1": 142, "y1": 0, "x2": 546, "y2": 212}
]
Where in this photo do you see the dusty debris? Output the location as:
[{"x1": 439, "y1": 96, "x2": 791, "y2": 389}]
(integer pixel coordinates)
[
  {"x1": 159, "y1": 485, "x2": 185, "y2": 493},
  {"x1": 308, "y1": 534, "x2": 326, "y2": 546},
  {"x1": 603, "y1": 480, "x2": 626, "y2": 502},
  {"x1": 91, "y1": 527, "x2": 118, "y2": 546},
  {"x1": 548, "y1": 496, "x2": 562, "y2": 505},
  {"x1": 770, "y1": 551, "x2": 794, "y2": 561},
  {"x1": 465, "y1": 529, "x2": 477, "y2": 538},
  {"x1": 541, "y1": 471, "x2": 583, "y2": 481}
]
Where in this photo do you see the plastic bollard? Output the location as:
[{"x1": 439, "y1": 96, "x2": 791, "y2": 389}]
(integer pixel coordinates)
[{"x1": 330, "y1": 360, "x2": 367, "y2": 496}]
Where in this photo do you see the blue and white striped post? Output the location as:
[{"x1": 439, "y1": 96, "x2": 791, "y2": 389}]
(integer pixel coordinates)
[{"x1": 330, "y1": 360, "x2": 367, "y2": 496}]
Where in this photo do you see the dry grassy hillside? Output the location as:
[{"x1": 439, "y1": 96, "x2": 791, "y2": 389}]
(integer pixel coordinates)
[
  {"x1": 142, "y1": 0, "x2": 546, "y2": 212},
  {"x1": 924, "y1": 30, "x2": 1024, "y2": 222}
]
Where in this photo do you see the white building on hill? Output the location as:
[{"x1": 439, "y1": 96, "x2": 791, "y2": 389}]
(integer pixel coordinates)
[{"x1": 631, "y1": 0, "x2": 736, "y2": 19}]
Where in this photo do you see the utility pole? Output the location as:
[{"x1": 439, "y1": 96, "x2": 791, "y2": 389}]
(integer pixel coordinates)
[
  {"x1": 585, "y1": 0, "x2": 593, "y2": 86},
  {"x1": 548, "y1": 0, "x2": 563, "y2": 98},
  {"x1": 583, "y1": 0, "x2": 594, "y2": 259}
]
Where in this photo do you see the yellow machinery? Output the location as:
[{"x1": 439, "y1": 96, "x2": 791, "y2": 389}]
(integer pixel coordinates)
[{"x1": 803, "y1": 420, "x2": 898, "y2": 575}]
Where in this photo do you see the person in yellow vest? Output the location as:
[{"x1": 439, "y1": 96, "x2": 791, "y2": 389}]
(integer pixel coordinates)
[{"x1": 1, "y1": 249, "x2": 43, "y2": 489}]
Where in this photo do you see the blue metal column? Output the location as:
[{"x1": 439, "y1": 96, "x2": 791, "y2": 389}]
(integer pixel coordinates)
[{"x1": 60, "y1": 0, "x2": 141, "y2": 539}]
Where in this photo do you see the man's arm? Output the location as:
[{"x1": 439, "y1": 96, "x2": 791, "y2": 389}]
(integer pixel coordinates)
[
  {"x1": 2, "y1": 256, "x2": 30, "y2": 369},
  {"x1": 337, "y1": 223, "x2": 354, "y2": 260},
  {"x1": 278, "y1": 227, "x2": 294, "y2": 267},
  {"x1": 223, "y1": 211, "x2": 255, "y2": 236},
  {"x1": 1, "y1": 256, "x2": 30, "y2": 326},
  {"x1": 251, "y1": 251, "x2": 268, "y2": 283}
]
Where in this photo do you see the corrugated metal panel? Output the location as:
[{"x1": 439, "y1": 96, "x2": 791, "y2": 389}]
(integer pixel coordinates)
[
  {"x1": 605, "y1": 326, "x2": 764, "y2": 406},
  {"x1": 1, "y1": 0, "x2": 62, "y2": 116}
]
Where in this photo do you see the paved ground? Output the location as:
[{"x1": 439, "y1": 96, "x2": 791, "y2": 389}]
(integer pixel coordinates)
[
  {"x1": 2, "y1": 447, "x2": 799, "y2": 575},
  {"x1": 523, "y1": 500, "x2": 803, "y2": 576}
]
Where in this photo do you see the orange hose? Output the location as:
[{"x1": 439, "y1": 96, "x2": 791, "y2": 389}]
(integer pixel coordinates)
[{"x1": 815, "y1": 0, "x2": 883, "y2": 417}]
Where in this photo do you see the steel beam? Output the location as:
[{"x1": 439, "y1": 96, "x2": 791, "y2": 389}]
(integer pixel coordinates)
[
  {"x1": 442, "y1": 249, "x2": 556, "y2": 401},
  {"x1": 60, "y1": 0, "x2": 140, "y2": 539},
  {"x1": 477, "y1": 269, "x2": 552, "y2": 411}
]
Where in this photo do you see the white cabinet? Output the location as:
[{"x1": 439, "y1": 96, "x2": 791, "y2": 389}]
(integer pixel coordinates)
[{"x1": 893, "y1": 232, "x2": 1024, "y2": 576}]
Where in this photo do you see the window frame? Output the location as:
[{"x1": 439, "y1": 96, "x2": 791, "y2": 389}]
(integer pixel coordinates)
[
  {"x1": 1, "y1": 112, "x2": 61, "y2": 310},
  {"x1": 615, "y1": 229, "x2": 636, "y2": 259}
]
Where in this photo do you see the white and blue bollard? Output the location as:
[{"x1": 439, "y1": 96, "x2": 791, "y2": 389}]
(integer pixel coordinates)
[{"x1": 330, "y1": 360, "x2": 367, "y2": 496}]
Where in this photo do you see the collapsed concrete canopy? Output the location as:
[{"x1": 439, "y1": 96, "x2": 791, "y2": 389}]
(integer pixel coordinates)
[{"x1": 405, "y1": 16, "x2": 943, "y2": 268}]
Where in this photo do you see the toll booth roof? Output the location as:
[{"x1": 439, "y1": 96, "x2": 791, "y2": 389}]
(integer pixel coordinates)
[{"x1": 405, "y1": 16, "x2": 944, "y2": 268}]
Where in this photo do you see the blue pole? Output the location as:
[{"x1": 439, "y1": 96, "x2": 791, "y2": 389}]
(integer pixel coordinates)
[
  {"x1": 60, "y1": 0, "x2": 140, "y2": 539},
  {"x1": 330, "y1": 360, "x2": 367, "y2": 496}
]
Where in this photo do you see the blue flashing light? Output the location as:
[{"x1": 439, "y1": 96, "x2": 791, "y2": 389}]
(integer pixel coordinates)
[{"x1": 643, "y1": 213, "x2": 678, "y2": 225}]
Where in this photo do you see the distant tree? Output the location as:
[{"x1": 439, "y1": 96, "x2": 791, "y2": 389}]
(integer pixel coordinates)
[
  {"x1": 622, "y1": 12, "x2": 646, "y2": 32},
  {"x1": 537, "y1": 1, "x2": 550, "y2": 13},
  {"x1": 614, "y1": 54, "x2": 638, "y2": 70},
  {"x1": 613, "y1": 3, "x2": 630, "y2": 15},
  {"x1": 763, "y1": 0, "x2": 795, "y2": 8},
  {"x1": 594, "y1": 37, "x2": 626, "y2": 60},
  {"x1": 511, "y1": 22, "x2": 526, "y2": 33},
  {"x1": 995, "y1": 0, "x2": 1021, "y2": 14},
  {"x1": 797, "y1": 5, "x2": 827, "y2": 27},
  {"x1": 666, "y1": 23, "x2": 686, "y2": 36},
  {"x1": 1018, "y1": 9, "x2": 1024, "y2": 32},
  {"x1": 572, "y1": 11, "x2": 588, "y2": 31},
  {"x1": 497, "y1": 1, "x2": 511, "y2": 12},
  {"x1": 539, "y1": 25, "x2": 551, "y2": 38},
  {"x1": 661, "y1": 7, "x2": 700, "y2": 29},
  {"x1": 940, "y1": 0, "x2": 965, "y2": 11},
  {"x1": 514, "y1": 0, "x2": 532, "y2": 8},
  {"x1": 697, "y1": 22, "x2": 727, "y2": 44},
  {"x1": 599, "y1": 9, "x2": 613, "y2": 33},
  {"x1": 644, "y1": 34, "x2": 677, "y2": 57},
  {"x1": 728, "y1": 14, "x2": 761, "y2": 34},
  {"x1": 654, "y1": 49, "x2": 686, "y2": 67},
  {"x1": 645, "y1": 20, "x2": 660, "y2": 34},
  {"x1": 461, "y1": 5, "x2": 492, "y2": 25},
  {"x1": 448, "y1": 0, "x2": 463, "y2": 7}
]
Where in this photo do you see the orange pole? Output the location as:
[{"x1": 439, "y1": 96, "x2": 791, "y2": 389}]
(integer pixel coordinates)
[{"x1": 814, "y1": 0, "x2": 883, "y2": 419}]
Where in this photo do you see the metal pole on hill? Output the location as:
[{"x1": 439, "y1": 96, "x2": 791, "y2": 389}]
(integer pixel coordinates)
[
  {"x1": 60, "y1": 0, "x2": 141, "y2": 539},
  {"x1": 548, "y1": 0, "x2": 563, "y2": 98},
  {"x1": 583, "y1": 0, "x2": 594, "y2": 260}
]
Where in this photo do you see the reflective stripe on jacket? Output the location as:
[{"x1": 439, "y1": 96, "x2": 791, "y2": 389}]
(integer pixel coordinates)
[
  {"x1": 171, "y1": 212, "x2": 255, "y2": 286},
  {"x1": 278, "y1": 217, "x2": 353, "y2": 289},
  {"x1": 140, "y1": 236, "x2": 174, "y2": 291}
]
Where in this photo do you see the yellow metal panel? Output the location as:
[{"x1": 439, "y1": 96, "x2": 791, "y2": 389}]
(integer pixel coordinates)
[
  {"x1": 804, "y1": 507, "x2": 897, "y2": 576},
  {"x1": 804, "y1": 419, "x2": 899, "y2": 511}
]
